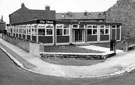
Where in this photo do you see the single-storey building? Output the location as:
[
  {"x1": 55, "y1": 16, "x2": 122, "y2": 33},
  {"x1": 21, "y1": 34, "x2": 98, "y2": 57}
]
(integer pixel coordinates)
[{"x1": 6, "y1": 3, "x2": 122, "y2": 46}]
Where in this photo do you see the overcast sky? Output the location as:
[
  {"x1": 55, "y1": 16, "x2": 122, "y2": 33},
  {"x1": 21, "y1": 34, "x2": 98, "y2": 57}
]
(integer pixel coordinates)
[{"x1": 0, "y1": 0, "x2": 117, "y2": 23}]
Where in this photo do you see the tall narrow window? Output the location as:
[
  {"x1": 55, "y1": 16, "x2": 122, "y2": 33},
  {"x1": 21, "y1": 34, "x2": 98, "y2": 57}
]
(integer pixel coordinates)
[
  {"x1": 63, "y1": 24, "x2": 69, "y2": 36},
  {"x1": 63, "y1": 29, "x2": 69, "y2": 36}
]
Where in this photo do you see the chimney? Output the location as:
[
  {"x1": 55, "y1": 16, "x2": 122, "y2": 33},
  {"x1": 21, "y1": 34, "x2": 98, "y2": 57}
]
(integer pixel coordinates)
[
  {"x1": 21, "y1": 3, "x2": 25, "y2": 8},
  {"x1": 45, "y1": 5, "x2": 50, "y2": 11},
  {"x1": 1, "y1": 15, "x2": 3, "y2": 22}
]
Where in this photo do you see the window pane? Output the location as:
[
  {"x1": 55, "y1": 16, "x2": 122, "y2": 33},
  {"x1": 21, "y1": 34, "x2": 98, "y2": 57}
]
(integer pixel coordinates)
[
  {"x1": 24, "y1": 29, "x2": 26, "y2": 34},
  {"x1": 93, "y1": 29, "x2": 97, "y2": 35},
  {"x1": 38, "y1": 29, "x2": 45, "y2": 35},
  {"x1": 100, "y1": 29, "x2": 104, "y2": 35},
  {"x1": 87, "y1": 29, "x2": 92, "y2": 35},
  {"x1": 29, "y1": 29, "x2": 31, "y2": 35},
  {"x1": 64, "y1": 29, "x2": 69, "y2": 35},
  {"x1": 64, "y1": 24, "x2": 69, "y2": 28},
  {"x1": 46, "y1": 29, "x2": 53, "y2": 35},
  {"x1": 105, "y1": 25, "x2": 109, "y2": 28},
  {"x1": 32, "y1": 29, "x2": 35, "y2": 35},
  {"x1": 72, "y1": 25, "x2": 78, "y2": 28},
  {"x1": 117, "y1": 25, "x2": 120, "y2": 29},
  {"x1": 93, "y1": 25, "x2": 97, "y2": 28},
  {"x1": 112, "y1": 25, "x2": 116, "y2": 28},
  {"x1": 35, "y1": 29, "x2": 37, "y2": 35},
  {"x1": 100, "y1": 25, "x2": 104, "y2": 28},
  {"x1": 46, "y1": 25, "x2": 53, "y2": 28},
  {"x1": 57, "y1": 29, "x2": 63, "y2": 35},
  {"x1": 79, "y1": 25, "x2": 84, "y2": 28},
  {"x1": 87, "y1": 25, "x2": 92, "y2": 28},
  {"x1": 56, "y1": 25, "x2": 63, "y2": 28},
  {"x1": 105, "y1": 29, "x2": 109, "y2": 35}
]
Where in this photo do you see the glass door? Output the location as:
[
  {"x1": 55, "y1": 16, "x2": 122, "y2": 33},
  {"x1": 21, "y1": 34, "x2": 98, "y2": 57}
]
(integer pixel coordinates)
[{"x1": 75, "y1": 29, "x2": 83, "y2": 42}]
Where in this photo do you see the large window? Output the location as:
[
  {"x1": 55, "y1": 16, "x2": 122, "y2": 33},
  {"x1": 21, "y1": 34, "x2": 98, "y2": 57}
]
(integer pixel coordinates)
[
  {"x1": 38, "y1": 24, "x2": 45, "y2": 36},
  {"x1": 87, "y1": 25, "x2": 97, "y2": 35},
  {"x1": 56, "y1": 24, "x2": 70, "y2": 36},
  {"x1": 100, "y1": 25, "x2": 109, "y2": 35},
  {"x1": 45, "y1": 24, "x2": 53, "y2": 36}
]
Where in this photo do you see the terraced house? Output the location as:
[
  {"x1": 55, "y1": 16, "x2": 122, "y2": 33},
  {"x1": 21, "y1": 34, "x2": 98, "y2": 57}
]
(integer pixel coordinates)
[{"x1": 6, "y1": 3, "x2": 122, "y2": 46}]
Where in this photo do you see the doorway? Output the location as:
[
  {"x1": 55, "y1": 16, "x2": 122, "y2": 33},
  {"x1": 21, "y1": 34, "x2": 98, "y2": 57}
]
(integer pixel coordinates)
[{"x1": 75, "y1": 29, "x2": 83, "y2": 42}]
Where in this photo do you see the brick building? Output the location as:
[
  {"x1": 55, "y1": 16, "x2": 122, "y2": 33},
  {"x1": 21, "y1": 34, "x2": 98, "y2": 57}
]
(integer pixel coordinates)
[{"x1": 6, "y1": 3, "x2": 122, "y2": 45}]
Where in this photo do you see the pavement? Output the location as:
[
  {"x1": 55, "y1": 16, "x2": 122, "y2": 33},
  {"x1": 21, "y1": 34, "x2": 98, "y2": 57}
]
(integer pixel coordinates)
[{"x1": 1, "y1": 38, "x2": 135, "y2": 78}]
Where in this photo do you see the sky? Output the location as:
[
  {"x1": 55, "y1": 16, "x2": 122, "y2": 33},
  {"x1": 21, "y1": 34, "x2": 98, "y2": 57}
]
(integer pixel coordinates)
[{"x1": 0, "y1": 0, "x2": 118, "y2": 23}]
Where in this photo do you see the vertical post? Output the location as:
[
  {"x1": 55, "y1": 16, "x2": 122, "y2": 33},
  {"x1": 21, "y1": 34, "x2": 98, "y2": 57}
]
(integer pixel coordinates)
[
  {"x1": 84, "y1": 24, "x2": 87, "y2": 42},
  {"x1": 97, "y1": 25, "x2": 100, "y2": 42},
  {"x1": 120, "y1": 25, "x2": 122, "y2": 41},
  {"x1": 30, "y1": 24, "x2": 32, "y2": 41},
  {"x1": 36, "y1": 24, "x2": 39, "y2": 43},
  {"x1": 53, "y1": 22, "x2": 56, "y2": 46}
]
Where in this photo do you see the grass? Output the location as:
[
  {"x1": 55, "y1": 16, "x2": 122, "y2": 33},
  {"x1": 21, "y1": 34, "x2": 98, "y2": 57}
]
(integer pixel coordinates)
[
  {"x1": 91, "y1": 41, "x2": 126, "y2": 50},
  {"x1": 44, "y1": 45, "x2": 104, "y2": 53},
  {"x1": 42, "y1": 58, "x2": 104, "y2": 66}
]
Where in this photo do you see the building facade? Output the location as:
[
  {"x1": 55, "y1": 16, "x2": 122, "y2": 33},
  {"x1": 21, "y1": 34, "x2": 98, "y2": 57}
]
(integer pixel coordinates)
[
  {"x1": 0, "y1": 16, "x2": 6, "y2": 33},
  {"x1": 6, "y1": 3, "x2": 122, "y2": 46}
]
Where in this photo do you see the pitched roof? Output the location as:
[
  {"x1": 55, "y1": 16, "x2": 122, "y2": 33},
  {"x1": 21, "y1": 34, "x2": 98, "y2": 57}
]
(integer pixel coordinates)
[
  {"x1": 56, "y1": 12, "x2": 106, "y2": 20},
  {"x1": 9, "y1": 3, "x2": 55, "y2": 24}
]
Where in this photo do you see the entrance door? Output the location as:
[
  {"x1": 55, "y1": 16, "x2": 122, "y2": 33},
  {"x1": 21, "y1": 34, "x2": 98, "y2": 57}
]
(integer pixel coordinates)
[
  {"x1": 112, "y1": 29, "x2": 116, "y2": 40},
  {"x1": 75, "y1": 29, "x2": 83, "y2": 42}
]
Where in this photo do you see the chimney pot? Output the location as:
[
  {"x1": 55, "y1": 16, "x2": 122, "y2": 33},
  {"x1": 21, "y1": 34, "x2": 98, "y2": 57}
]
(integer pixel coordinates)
[{"x1": 45, "y1": 6, "x2": 50, "y2": 10}]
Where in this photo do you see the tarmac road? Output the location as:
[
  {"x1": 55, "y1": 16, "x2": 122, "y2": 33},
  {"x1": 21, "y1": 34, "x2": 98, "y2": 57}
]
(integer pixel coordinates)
[{"x1": 1, "y1": 48, "x2": 135, "y2": 85}]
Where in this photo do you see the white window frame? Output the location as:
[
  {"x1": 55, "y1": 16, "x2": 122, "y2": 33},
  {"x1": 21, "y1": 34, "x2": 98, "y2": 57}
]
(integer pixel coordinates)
[
  {"x1": 87, "y1": 25, "x2": 97, "y2": 35},
  {"x1": 79, "y1": 24, "x2": 85, "y2": 29},
  {"x1": 31, "y1": 24, "x2": 37, "y2": 36},
  {"x1": 92, "y1": 25, "x2": 98, "y2": 35},
  {"x1": 72, "y1": 24, "x2": 79, "y2": 29},
  {"x1": 45, "y1": 24, "x2": 54, "y2": 36},
  {"x1": 56, "y1": 24, "x2": 70, "y2": 36},
  {"x1": 37, "y1": 24, "x2": 46, "y2": 36},
  {"x1": 27, "y1": 25, "x2": 31, "y2": 35},
  {"x1": 56, "y1": 24, "x2": 63, "y2": 36},
  {"x1": 100, "y1": 25, "x2": 110, "y2": 35},
  {"x1": 63, "y1": 24, "x2": 70, "y2": 36}
]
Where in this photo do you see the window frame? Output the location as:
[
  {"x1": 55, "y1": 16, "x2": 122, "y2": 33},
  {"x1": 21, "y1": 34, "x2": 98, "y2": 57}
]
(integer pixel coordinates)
[
  {"x1": 72, "y1": 24, "x2": 78, "y2": 29},
  {"x1": 56, "y1": 24, "x2": 70, "y2": 36},
  {"x1": 45, "y1": 24, "x2": 54, "y2": 36},
  {"x1": 37, "y1": 24, "x2": 45, "y2": 36},
  {"x1": 87, "y1": 25, "x2": 97, "y2": 35},
  {"x1": 63, "y1": 24, "x2": 70, "y2": 36},
  {"x1": 100, "y1": 25, "x2": 110, "y2": 35}
]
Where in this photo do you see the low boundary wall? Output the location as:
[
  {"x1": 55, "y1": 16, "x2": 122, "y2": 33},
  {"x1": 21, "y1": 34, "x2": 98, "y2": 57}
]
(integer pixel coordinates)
[{"x1": 2, "y1": 35, "x2": 41, "y2": 57}]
